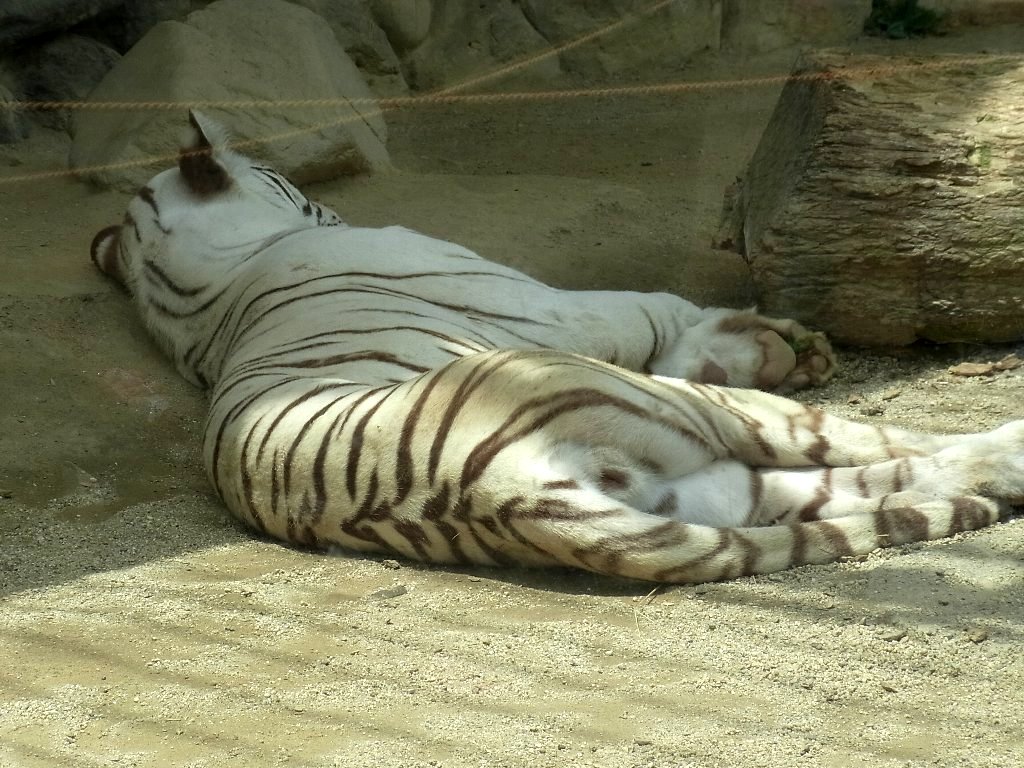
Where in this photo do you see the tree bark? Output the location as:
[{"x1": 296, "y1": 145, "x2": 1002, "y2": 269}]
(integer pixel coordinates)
[{"x1": 715, "y1": 51, "x2": 1024, "y2": 346}]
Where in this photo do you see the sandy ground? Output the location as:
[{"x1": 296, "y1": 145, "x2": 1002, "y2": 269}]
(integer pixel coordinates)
[{"x1": 2, "y1": 26, "x2": 1024, "y2": 768}]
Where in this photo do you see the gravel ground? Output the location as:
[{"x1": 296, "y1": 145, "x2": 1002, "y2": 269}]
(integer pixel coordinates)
[{"x1": 2, "y1": 27, "x2": 1023, "y2": 768}]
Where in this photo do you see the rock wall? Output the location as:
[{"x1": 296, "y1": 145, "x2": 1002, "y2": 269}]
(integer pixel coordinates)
[
  {"x1": 921, "y1": 0, "x2": 1024, "y2": 26},
  {"x1": 721, "y1": 0, "x2": 871, "y2": 53},
  {"x1": 1, "y1": 0, "x2": 1014, "y2": 182}
]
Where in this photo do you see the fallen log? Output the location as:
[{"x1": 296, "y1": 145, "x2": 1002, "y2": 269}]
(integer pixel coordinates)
[{"x1": 715, "y1": 51, "x2": 1024, "y2": 346}]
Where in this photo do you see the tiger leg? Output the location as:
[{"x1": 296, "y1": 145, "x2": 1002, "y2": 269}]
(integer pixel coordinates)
[
  {"x1": 751, "y1": 435, "x2": 1024, "y2": 524},
  {"x1": 650, "y1": 377, "x2": 1004, "y2": 468},
  {"x1": 442, "y1": 351, "x2": 1020, "y2": 476},
  {"x1": 490, "y1": 482, "x2": 1003, "y2": 583},
  {"x1": 457, "y1": 357, "x2": 1017, "y2": 581},
  {"x1": 496, "y1": 452, "x2": 1010, "y2": 583},
  {"x1": 655, "y1": 458, "x2": 1012, "y2": 526},
  {"x1": 772, "y1": 401, "x2": 1024, "y2": 502},
  {"x1": 646, "y1": 307, "x2": 836, "y2": 391}
]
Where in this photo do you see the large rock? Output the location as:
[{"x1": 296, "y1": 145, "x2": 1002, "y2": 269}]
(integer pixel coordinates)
[
  {"x1": 404, "y1": 0, "x2": 722, "y2": 90},
  {"x1": 71, "y1": 0, "x2": 390, "y2": 190},
  {"x1": 19, "y1": 34, "x2": 121, "y2": 132},
  {"x1": 0, "y1": 84, "x2": 30, "y2": 144},
  {"x1": 369, "y1": 0, "x2": 431, "y2": 53},
  {"x1": 715, "y1": 52, "x2": 1024, "y2": 346},
  {"x1": 920, "y1": 0, "x2": 1024, "y2": 25},
  {"x1": 403, "y1": 0, "x2": 561, "y2": 90},
  {"x1": 290, "y1": 0, "x2": 409, "y2": 96},
  {"x1": 0, "y1": 0, "x2": 123, "y2": 47},
  {"x1": 520, "y1": 0, "x2": 721, "y2": 81},
  {"x1": 76, "y1": 0, "x2": 192, "y2": 53},
  {"x1": 721, "y1": 0, "x2": 871, "y2": 53}
]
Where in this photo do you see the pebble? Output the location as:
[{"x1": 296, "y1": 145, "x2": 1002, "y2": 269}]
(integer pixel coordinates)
[
  {"x1": 879, "y1": 629, "x2": 908, "y2": 642},
  {"x1": 965, "y1": 627, "x2": 989, "y2": 644},
  {"x1": 369, "y1": 584, "x2": 409, "y2": 600}
]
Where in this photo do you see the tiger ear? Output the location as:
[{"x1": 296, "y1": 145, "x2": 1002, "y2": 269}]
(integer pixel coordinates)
[{"x1": 178, "y1": 110, "x2": 232, "y2": 196}]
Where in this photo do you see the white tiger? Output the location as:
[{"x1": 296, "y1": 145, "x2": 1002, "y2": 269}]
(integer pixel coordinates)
[{"x1": 90, "y1": 111, "x2": 1023, "y2": 583}]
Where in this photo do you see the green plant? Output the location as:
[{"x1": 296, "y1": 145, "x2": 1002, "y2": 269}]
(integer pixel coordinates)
[{"x1": 865, "y1": 0, "x2": 945, "y2": 38}]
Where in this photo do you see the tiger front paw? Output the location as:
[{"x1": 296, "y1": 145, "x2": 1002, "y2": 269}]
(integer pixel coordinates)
[
  {"x1": 710, "y1": 312, "x2": 837, "y2": 392},
  {"x1": 754, "y1": 321, "x2": 836, "y2": 392}
]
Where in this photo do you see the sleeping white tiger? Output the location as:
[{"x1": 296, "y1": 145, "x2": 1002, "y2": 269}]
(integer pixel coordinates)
[{"x1": 90, "y1": 111, "x2": 1023, "y2": 583}]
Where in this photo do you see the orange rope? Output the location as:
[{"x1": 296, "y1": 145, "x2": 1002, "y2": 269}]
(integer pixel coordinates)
[
  {"x1": 3, "y1": 55, "x2": 1016, "y2": 185},
  {"x1": 5, "y1": 55, "x2": 1017, "y2": 114}
]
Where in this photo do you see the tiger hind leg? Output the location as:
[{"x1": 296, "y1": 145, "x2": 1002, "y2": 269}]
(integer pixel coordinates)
[
  {"x1": 212, "y1": 350, "x2": 1019, "y2": 583},
  {"x1": 749, "y1": 430, "x2": 1024, "y2": 525},
  {"x1": 492, "y1": 482, "x2": 1002, "y2": 583},
  {"x1": 492, "y1": 434, "x2": 1012, "y2": 582},
  {"x1": 651, "y1": 378, "x2": 991, "y2": 469},
  {"x1": 483, "y1": 370, "x2": 1022, "y2": 581},
  {"x1": 631, "y1": 418, "x2": 1024, "y2": 529},
  {"x1": 658, "y1": 458, "x2": 1010, "y2": 528}
]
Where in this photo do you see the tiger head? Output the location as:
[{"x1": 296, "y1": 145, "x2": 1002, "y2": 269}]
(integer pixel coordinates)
[
  {"x1": 90, "y1": 110, "x2": 345, "y2": 386},
  {"x1": 90, "y1": 109, "x2": 345, "y2": 296}
]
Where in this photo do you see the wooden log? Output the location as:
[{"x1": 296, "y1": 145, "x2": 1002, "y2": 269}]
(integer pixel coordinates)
[{"x1": 715, "y1": 51, "x2": 1024, "y2": 346}]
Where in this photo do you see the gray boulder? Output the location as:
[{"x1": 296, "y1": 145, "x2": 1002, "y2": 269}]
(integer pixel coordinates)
[
  {"x1": 520, "y1": 0, "x2": 721, "y2": 80},
  {"x1": 716, "y1": 52, "x2": 1024, "y2": 346},
  {"x1": 71, "y1": 0, "x2": 390, "y2": 191},
  {"x1": 19, "y1": 34, "x2": 121, "y2": 132},
  {"x1": 721, "y1": 0, "x2": 871, "y2": 53},
  {"x1": 403, "y1": 0, "x2": 561, "y2": 91},
  {"x1": 76, "y1": 0, "x2": 193, "y2": 53},
  {"x1": 0, "y1": 0, "x2": 124, "y2": 47},
  {"x1": 290, "y1": 0, "x2": 409, "y2": 96},
  {"x1": 404, "y1": 0, "x2": 722, "y2": 90},
  {"x1": 0, "y1": 84, "x2": 30, "y2": 144},
  {"x1": 369, "y1": 0, "x2": 432, "y2": 53}
]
